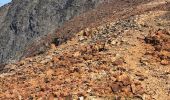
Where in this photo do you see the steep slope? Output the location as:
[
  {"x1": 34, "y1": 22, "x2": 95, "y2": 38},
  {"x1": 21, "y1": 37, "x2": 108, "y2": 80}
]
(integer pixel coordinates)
[
  {"x1": 0, "y1": 0, "x2": 169, "y2": 99},
  {"x1": 0, "y1": 0, "x2": 104, "y2": 64},
  {"x1": 0, "y1": 3, "x2": 10, "y2": 25},
  {"x1": 24, "y1": 0, "x2": 170, "y2": 59},
  {"x1": 1, "y1": 0, "x2": 167, "y2": 64}
]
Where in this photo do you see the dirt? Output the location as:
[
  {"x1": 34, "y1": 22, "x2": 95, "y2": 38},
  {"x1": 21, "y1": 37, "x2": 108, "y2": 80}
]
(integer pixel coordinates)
[{"x1": 0, "y1": 0, "x2": 170, "y2": 100}]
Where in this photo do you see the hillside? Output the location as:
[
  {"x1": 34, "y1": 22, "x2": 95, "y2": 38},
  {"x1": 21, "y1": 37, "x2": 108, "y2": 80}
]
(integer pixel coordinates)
[
  {"x1": 0, "y1": 0, "x2": 170, "y2": 100},
  {"x1": 0, "y1": 0, "x2": 104, "y2": 64}
]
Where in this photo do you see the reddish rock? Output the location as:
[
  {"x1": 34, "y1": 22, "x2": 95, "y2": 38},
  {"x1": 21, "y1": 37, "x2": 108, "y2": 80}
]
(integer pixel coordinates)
[
  {"x1": 117, "y1": 74, "x2": 131, "y2": 86},
  {"x1": 112, "y1": 58, "x2": 125, "y2": 66},
  {"x1": 131, "y1": 83, "x2": 144, "y2": 95},
  {"x1": 50, "y1": 44, "x2": 57, "y2": 50},
  {"x1": 121, "y1": 86, "x2": 132, "y2": 96},
  {"x1": 111, "y1": 83, "x2": 121, "y2": 93},
  {"x1": 74, "y1": 52, "x2": 81, "y2": 57},
  {"x1": 52, "y1": 56, "x2": 60, "y2": 63},
  {"x1": 160, "y1": 60, "x2": 169, "y2": 65}
]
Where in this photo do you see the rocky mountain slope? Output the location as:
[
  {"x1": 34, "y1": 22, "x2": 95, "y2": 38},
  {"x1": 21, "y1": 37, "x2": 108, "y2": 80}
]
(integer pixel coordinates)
[
  {"x1": 1, "y1": 0, "x2": 168, "y2": 64},
  {"x1": 0, "y1": 0, "x2": 104, "y2": 64},
  {"x1": 0, "y1": 0, "x2": 169, "y2": 100}
]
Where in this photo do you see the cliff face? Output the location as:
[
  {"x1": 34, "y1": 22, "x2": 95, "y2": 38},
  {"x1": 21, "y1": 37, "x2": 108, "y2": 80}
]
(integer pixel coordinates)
[
  {"x1": 0, "y1": 0, "x2": 104, "y2": 63},
  {"x1": 0, "y1": 3, "x2": 10, "y2": 25}
]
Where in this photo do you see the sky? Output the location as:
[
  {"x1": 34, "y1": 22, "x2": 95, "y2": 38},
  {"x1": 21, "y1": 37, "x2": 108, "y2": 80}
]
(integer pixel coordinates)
[{"x1": 0, "y1": 0, "x2": 11, "y2": 7}]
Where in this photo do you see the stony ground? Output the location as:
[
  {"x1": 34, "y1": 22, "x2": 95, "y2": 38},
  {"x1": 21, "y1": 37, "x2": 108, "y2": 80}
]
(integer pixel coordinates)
[{"x1": 0, "y1": 0, "x2": 170, "y2": 100}]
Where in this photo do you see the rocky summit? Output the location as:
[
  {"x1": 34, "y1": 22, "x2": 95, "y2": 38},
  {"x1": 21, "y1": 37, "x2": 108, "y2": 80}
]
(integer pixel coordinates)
[{"x1": 0, "y1": 0, "x2": 170, "y2": 100}]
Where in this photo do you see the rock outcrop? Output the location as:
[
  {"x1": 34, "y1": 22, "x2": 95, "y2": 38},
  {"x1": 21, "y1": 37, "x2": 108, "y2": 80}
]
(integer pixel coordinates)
[{"x1": 0, "y1": 0, "x2": 104, "y2": 64}]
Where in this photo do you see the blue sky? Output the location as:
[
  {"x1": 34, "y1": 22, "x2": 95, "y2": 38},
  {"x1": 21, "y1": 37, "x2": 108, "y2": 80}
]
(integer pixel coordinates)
[{"x1": 0, "y1": 0, "x2": 11, "y2": 6}]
